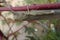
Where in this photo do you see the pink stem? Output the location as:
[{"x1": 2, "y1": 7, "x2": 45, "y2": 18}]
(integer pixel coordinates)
[{"x1": 0, "y1": 3, "x2": 60, "y2": 11}]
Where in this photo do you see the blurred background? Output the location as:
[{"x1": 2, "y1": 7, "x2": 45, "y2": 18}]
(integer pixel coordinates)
[{"x1": 0, "y1": 0, "x2": 60, "y2": 40}]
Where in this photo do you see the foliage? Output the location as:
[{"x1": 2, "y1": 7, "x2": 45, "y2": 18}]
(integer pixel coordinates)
[
  {"x1": 26, "y1": 36, "x2": 36, "y2": 40},
  {"x1": 43, "y1": 29, "x2": 57, "y2": 40},
  {"x1": 51, "y1": 19, "x2": 58, "y2": 25},
  {"x1": 25, "y1": 0, "x2": 57, "y2": 4},
  {"x1": 25, "y1": 27, "x2": 35, "y2": 34},
  {"x1": 57, "y1": 0, "x2": 60, "y2": 2},
  {"x1": 24, "y1": 20, "x2": 59, "y2": 40},
  {"x1": 0, "y1": 0, "x2": 59, "y2": 40},
  {"x1": 25, "y1": 0, "x2": 48, "y2": 4},
  {"x1": 43, "y1": 28, "x2": 60, "y2": 40},
  {"x1": 25, "y1": 26, "x2": 40, "y2": 40},
  {"x1": 26, "y1": 36, "x2": 40, "y2": 40}
]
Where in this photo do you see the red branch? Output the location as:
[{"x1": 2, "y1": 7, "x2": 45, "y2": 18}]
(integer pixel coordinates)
[{"x1": 0, "y1": 3, "x2": 60, "y2": 11}]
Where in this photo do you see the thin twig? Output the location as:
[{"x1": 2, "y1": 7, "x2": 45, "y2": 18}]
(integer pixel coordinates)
[
  {"x1": 1, "y1": 15, "x2": 14, "y2": 37},
  {"x1": 7, "y1": 25, "x2": 24, "y2": 37}
]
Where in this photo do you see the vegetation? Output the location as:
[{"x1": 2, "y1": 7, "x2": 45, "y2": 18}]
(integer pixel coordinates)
[
  {"x1": 25, "y1": 0, "x2": 57, "y2": 4},
  {"x1": 0, "y1": 0, "x2": 60, "y2": 40}
]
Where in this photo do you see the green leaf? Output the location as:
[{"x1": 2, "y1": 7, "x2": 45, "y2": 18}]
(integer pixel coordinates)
[
  {"x1": 52, "y1": 19, "x2": 58, "y2": 25},
  {"x1": 26, "y1": 36, "x2": 40, "y2": 40},
  {"x1": 26, "y1": 36, "x2": 36, "y2": 40},
  {"x1": 25, "y1": 27, "x2": 35, "y2": 34}
]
